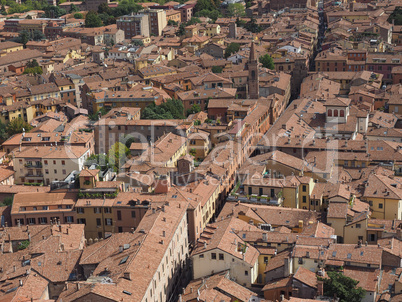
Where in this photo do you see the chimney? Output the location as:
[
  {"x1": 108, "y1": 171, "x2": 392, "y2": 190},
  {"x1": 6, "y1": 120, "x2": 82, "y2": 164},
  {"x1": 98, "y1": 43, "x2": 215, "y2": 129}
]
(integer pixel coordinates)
[
  {"x1": 119, "y1": 245, "x2": 124, "y2": 253},
  {"x1": 262, "y1": 232, "x2": 268, "y2": 242},
  {"x1": 19, "y1": 279, "x2": 23, "y2": 287},
  {"x1": 317, "y1": 280, "x2": 324, "y2": 296},
  {"x1": 153, "y1": 174, "x2": 171, "y2": 194},
  {"x1": 59, "y1": 225, "x2": 62, "y2": 233}
]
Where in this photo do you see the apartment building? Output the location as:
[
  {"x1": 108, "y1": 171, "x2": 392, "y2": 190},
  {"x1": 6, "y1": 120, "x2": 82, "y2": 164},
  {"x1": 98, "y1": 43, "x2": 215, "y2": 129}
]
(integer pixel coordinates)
[
  {"x1": 142, "y1": 9, "x2": 167, "y2": 36},
  {"x1": 192, "y1": 217, "x2": 260, "y2": 287},
  {"x1": 117, "y1": 13, "x2": 150, "y2": 39},
  {"x1": 93, "y1": 107, "x2": 183, "y2": 154},
  {"x1": 11, "y1": 191, "x2": 77, "y2": 226},
  {"x1": 59, "y1": 195, "x2": 189, "y2": 302},
  {"x1": 13, "y1": 145, "x2": 91, "y2": 185}
]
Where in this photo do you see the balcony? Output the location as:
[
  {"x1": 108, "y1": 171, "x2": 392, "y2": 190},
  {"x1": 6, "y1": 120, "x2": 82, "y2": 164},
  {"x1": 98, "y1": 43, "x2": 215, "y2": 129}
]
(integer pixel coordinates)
[
  {"x1": 25, "y1": 173, "x2": 44, "y2": 178},
  {"x1": 227, "y1": 191, "x2": 284, "y2": 206},
  {"x1": 25, "y1": 162, "x2": 42, "y2": 168}
]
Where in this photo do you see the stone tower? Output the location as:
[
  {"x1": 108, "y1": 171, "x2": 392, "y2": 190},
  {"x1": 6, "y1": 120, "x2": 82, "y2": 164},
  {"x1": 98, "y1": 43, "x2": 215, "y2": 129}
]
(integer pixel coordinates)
[
  {"x1": 248, "y1": 42, "x2": 259, "y2": 99},
  {"x1": 228, "y1": 22, "x2": 237, "y2": 39}
]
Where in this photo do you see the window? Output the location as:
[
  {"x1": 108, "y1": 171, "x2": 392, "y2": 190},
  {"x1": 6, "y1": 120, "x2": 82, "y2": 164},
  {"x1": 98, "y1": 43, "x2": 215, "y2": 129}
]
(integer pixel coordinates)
[
  {"x1": 356, "y1": 224, "x2": 361, "y2": 228},
  {"x1": 211, "y1": 253, "x2": 216, "y2": 260},
  {"x1": 104, "y1": 208, "x2": 111, "y2": 214},
  {"x1": 44, "y1": 160, "x2": 48, "y2": 165},
  {"x1": 77, "y1": 218, "x2": 86, "y2": 224},
  {"x1": 379, "y1": 203, "x2": 383, "y2": 209},
  {"x1": 334, "y1": 110, "x2": 338, "y2": 117},
  {"x1": 94, "y1": 208, "x2": 101, "y2": 214},
  {"x1": 39, "y1": 217, "x2": 47, "y2": 224},
  {"x1": 96, "y1": 218, "x2": 101, "y2": 226},
  {"x1": 303, "y1": 196, "x2": 307, "y2": 203},
  {"x1": 65, "y1": 216, "x2": 74, "y2": 223},
  {"x1": 62, "y1": 169, "x2": 66, "y2": 175},
  {"x1": 105, "y1": 218, "x2": 113, "y2": 225},
  {"x1": 340, "y1": 110, "x2": 345, "y2": 117},
  {"x1": 117, "y1": 210, "x2": 122, "y2": 220},
  {"x1": 61, "y1": 160, "x2": 65, "y2": 165},
  {"x1": 219, "y1": 253, "x2": 224, "y2": 260},
  {"x1": 358, "y1": 236, "x2": 363, "y2": 241},
  {"x1": 199, "y1": 254, "x2": 204, "y2": 258},
  {"x1": 77, "y1": 207, "x2": 84, "y2": 214},
  {"x1": 302, "y1": 185, "x2": 307, "y2": 192},
  {"x1": 328, "y1": 109, "x2": 332, "y2": 117},
  {"x1": 53, "y1": 160, "x2": 56, "y2": 165},
  {"x1": 54, "y1": 169, "x2": 57, "y2": 174},
  {"x1": 245, "y1": 270, "x2": 248, "y2": 276},
  {"x1": 45, "y1": 169, "x2": 49, "y2": 174},
  {"x1": 28, "y1": 218, "x2": 36, "y2": 225},
  {"x1": 131, "y1": 211, "x2": 136, "y2": 218}
]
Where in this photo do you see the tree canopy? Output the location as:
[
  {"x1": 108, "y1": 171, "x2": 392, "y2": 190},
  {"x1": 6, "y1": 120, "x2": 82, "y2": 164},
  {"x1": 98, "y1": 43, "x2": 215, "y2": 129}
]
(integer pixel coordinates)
[
  {"x1": 142, "y1": 98, "x2": 185, "y2": 119},
  {"x1": 321, "y1": 271, "x2": 365, "y2": 302},
  {"x1": 259, "y1": 54, "x2": 275, "y2": 69},
  {"x1": 6, "y1": 118, "x2": 32, "y2": 137},
  {"x1": 108, "y1": 142, "x2": 130, "y2": 171},
  {"x1": 225, "y1": 42, "x2": 240, "y2": 58},
  {"x1": 186, "y1": 104, "x2": 201, "y2": 117},
  {"x1": 388, "y1": 6, "x2": 402, "y2": 25},
  {"x1": 74, "y1": 12, "x2": 83, "y2": 19},
  {"x1": 227, "y1": 3, "x2": 245, "y2": 17},
  {"x1": 85, "y1": 11, "x2": 103, "y2": 28}
]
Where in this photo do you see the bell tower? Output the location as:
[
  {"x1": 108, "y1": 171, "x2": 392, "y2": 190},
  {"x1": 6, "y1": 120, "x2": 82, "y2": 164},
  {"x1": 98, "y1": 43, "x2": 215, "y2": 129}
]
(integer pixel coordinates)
[{"x1": 248, "y1": 42, "x2": 259, "y2": 99}]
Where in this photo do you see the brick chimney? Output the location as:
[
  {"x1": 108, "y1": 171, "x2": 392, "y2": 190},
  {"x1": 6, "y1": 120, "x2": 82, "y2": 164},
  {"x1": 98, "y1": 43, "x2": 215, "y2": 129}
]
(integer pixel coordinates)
[{"x1": 154, "y1": 174, "x2": 171, "y2": 194}]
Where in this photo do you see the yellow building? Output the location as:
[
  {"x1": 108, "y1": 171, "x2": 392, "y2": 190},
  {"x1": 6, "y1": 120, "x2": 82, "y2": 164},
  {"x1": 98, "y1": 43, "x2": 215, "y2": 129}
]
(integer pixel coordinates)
[
  {"x1": 0, "y1": 41, "x2": 23, "y2": 56},
  {"x1": 362, "y1": 174, "x2": 402, "y2": 220},
  {"x1": 79, "y1": 169, "x2": 100, "y2": 189},
  {"x1": 188, "y1": 130, "x2": 210, "y2": 160},
  {"x1": 75, "y1": 197, "x2": 115, "y2": 240}
]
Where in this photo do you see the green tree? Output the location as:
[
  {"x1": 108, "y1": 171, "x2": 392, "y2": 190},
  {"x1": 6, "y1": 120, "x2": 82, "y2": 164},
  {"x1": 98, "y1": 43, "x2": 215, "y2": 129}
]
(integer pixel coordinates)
[
  {"x1": 259, "y1": 54, "x2": 275, "y2": 69},
  {"x1": 142, "y1": 98, "x2": 185, "y2": 119},
  {"x1": 85, "y1": 10, "x2": 103, "y2": 28},
  {"x1": 189, "y1": 148, "x2": 197, "y2": 157},
  {"x1": 244, "y1": 17, "x2": 262, "y2": 33},
  {"x1": 23, "y1": 66, "x2": 43, "y2": 75},
  {"x1": 227, "y1": 3, "x2": 245, "y2": 17},
  {"x1": 26, "y1": 59, "x2": 39, "y2": 68},
  {"x1": 1, "y1": 4, "x2": 6, "y2": 15},
  {"x1": 186, "y1": 104, "x2": 201, "y2": 116},
  {"x1": 388, "y1": 7, "x2": 402, "y2": 25},
  {"x1": 321, "y1": 271, "x2": 365, "y2": 302},
  {"x1": 224, "y1": 42, "x2": 240, "y2": 58},
  {"x1": 32, "y1": 30, "x2": 45, "y2": 41},
  {"x1": 211, "y1": 66, "x2": 223, "y2": 73},
  {"x1": 0, "y1": 196, "x2": 13, "y2": 206},
  {"x1": 0, "y1": 120, "x2": 8, "y2": 143},
  {"x1": 74, "y1": 12, "x2": 83, "y2": 19},
  {"x1": 108, "y1": 142, "x2": 130, "y2": 170},
  {"x1": 98, "y1": 2, "x2": 111, "y2": 14},
  {"x1": 132, "y1": 40, "x2": 144, "y2": 46},
  {"x1": 6, "y1": 118, "x2": 32, "y2": 137},
  {"x1": 167, "y1": 19, "x2": 178, "y2": 26},
  {"x1": 70, "y1": 3, "x2": 79, "y2": 12},
  {"x1": 43, "y1": 5, "x2": 66, "y2": 18},
  {"x1": 19, "y1": 30, "x2": 29, "y2": 47},
  {"x1": 195, "y1": 0, "x2": 214, "y2": 12}
]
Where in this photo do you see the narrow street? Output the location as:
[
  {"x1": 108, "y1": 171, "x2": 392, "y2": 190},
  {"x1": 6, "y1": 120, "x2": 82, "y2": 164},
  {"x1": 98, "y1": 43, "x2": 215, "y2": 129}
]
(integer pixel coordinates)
[{"x1": 310, "y1": 0, "x2": 326, "y2": 71}]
